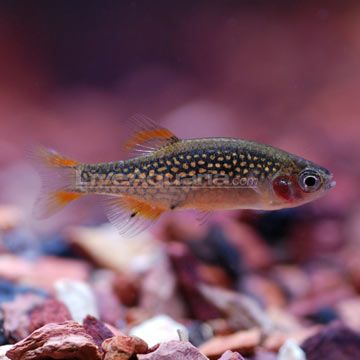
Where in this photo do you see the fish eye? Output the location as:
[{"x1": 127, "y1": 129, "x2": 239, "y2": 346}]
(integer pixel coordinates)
[{"x1": 299, "y1": 170, "x2": 322, "y2": 192}]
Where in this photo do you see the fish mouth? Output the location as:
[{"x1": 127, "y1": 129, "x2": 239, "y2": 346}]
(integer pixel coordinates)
[{"x1": 325, "y1": 174, "x2": 336, "y2": 190}]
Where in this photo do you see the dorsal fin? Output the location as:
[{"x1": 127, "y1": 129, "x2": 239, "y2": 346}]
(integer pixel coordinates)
[{"x1": 124, "y1": 114, "x2": 180, "y2": 155}]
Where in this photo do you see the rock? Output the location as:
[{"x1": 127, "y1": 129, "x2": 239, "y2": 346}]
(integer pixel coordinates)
[
  {"x1": 271, "y1": 266, "x2": 310, "y2": 300},
  {"x1": 187, "y1": 224, "x2": 243, "y2": 286},
  {"x1": 129, "y1": 314, "x2": 188, "y2": 348},
  {"x1": 278, "y1": 340, "x2": 306, "y2": 360},
  {"x1": 221, "y1": 219, "x2": 275, "y2": 270},
  {"x1": 0, "y1": 206, "x2": 22, "y2": 232},
  {"x1": 0, "y1": 255, "x2": 90, "y2": 290},
  {"x1": 336, "y1": 297, "x2": 360, "y2": 331},
  {"x1": 243, "y1": 275, "x2": 286, "y2": 309},
  {"x1": 0, "y1": 345, "x2": 12, "y2": 360},
  {"x1": 67, "y1": 224, "x2": 163, "y2": 273},
  {"x1": 301, "y1": 322, "x2": 360, "y2": 360},
  {"x1": 187, "y1": 321, "x2": 213, "y2": 347},
  {"x1": 140, "y1": 255, "x2": 186, "y2": 319},
  {"x1": 125, "y1": 307, "x2": 153, "y2": 328},
  {"x1": 199, "y1": 328, "x2": 261, "y2": 359},
  {"x1": 91, "y1": 270, "x2": 124, "y2": 326},
  {"x1": 1, "y1": 293, "x2": 72, "y2": 344},
  {"x1": 1, "y1": 294, "x2": 46, "y2": 343},
  {"x1": 102, "y1": 334, "x2": 148, "y2": 360},
  {"x1": 167, "y1": 243, "x2": 223, "y2": 321},
  {"x1": 138, "y1": 340, "x2": 208, "y2": 360},
  {"x1": 5, "y1": 321, "x2": 101, "y2": 360},
  {"x1": 288, "y1": 286, "x2": 355, "y2": 319},
  {"x1": 55, "y1": 279, "x2": 98, "y2": 323},
  {"x1": 112, "y1": 272, "x2": 140, "y2": 308},
  {"x1": 28, "y1": 298, "x2": 72, "y2": 334},
  {"x1": 199, "y1": 284, "x2": 273, "y2": 333},
  {"x1": 263, "y1": 326, "x2": 321, "y2": 353},
  {"x1": 83, "y1": 315, "x2": 114, "y2": 350},
  {"x1": 253, "y1": 350, "x2": 277, "y2": 360},
  {"x1": 218, "y1": 350, "x2": 245, "y2": 359}
]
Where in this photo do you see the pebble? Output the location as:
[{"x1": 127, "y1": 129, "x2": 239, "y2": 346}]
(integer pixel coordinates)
[
  {"x1": 55, "y1": 279, "x2": 99, "y2": 323},
  {"x1": 278, "y1": 340, "x2": 306, "y2": 360},
  {"x1": 199, "y1": 328, "x2": 261, "y2": 359},
  {"x1": 138, "y1": 340, "x2": 208, "y2": 360},
  {"x1": 67, "y1": 224, "x2": 164, "y2": 273},
  {"x1": 5, "y1": 321, "x2": 101, "y2": 360},
  {"x1": 0, "y1": 345, "x2": 12, "y2": 360},
  {"x1": 129, "y1": 315, "x2": 188, "y2": 348},
  {"x1": 218, "y1": 350, "x2": 245, "y2": 359},
  {"x1": 102, "y1": 334, "x2": 148, "y2": 360}
]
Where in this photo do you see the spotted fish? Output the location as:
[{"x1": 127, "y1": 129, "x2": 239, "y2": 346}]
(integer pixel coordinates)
[{"x1": 33, "y1": 117, "x2": 336, "y2": 235}]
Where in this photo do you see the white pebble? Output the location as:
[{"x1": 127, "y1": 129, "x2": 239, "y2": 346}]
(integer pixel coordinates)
[
  {"x1": 278, "y1": 339, "x2": 307, "y2": 360},
  {"x1": 55, "y1": 279, "x2": 98, "y2": 323},
  {"x1": 130, "y1": 314, "x2": 188, "y2": 347}
]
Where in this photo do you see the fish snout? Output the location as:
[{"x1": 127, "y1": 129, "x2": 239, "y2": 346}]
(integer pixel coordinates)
[{"x1": 325, "y1": 173, "x2": 336, "y2": 190}]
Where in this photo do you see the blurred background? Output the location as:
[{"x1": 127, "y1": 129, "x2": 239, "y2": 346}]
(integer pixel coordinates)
[
  {"x1": 0, "y1": 1, "x2": 359, "y2": 212},
  {"x1": 0, "y1": 1, "x2": 360, "y2": 357}
]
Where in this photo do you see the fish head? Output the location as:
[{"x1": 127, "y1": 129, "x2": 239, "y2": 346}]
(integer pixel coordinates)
[{"x1": 269, "y1": 157, "x2": 336, "y2": 208}]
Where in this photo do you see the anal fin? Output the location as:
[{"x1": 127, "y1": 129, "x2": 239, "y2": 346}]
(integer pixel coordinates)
[{"x1": 105, "y1": 195, "x2": 165, "y2": 237}]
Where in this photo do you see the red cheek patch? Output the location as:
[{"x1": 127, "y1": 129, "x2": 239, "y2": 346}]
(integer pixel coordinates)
[
  {"x1": 273, "y1": 176, "x2": 292, "y2": 201},
  {"x1": 272, "y1": 176, "x2": 304, "y2": 202}
]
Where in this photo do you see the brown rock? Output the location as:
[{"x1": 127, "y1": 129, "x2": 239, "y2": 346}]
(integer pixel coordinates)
[
  {"x1": 197, "y1": 264, "x2": 234, "y2": 289},
  {"x1": 138, "y1": 340, "x2": 208, "y2": 360},
  {"x1": 199, "y1": 328, "x2": 261, "y2": 359},
  {"x1": 218, "y1": 350, "x2": 245, "y2": 359},
  {"x1": 28, "y1": 299, "x2": 72, "y2": 334},
  {"x1": 102, "y1": 334, "x2": 148, "y2": 360},
  {"x1": 301, "y1": 322, "x2": 360, "y2": 360},
  {"x1": 336, "y1": 297, "x2": 360, "y2": 331},
  {"x1": 83, "y1": 315, "x2": 114, "y2": 351},
  {"x1": 113, "y1": 273, "x2": 140, "y2": 307},
  {"x1": 6, "y1": 321, "x2": 101, "y2": 360},
  {"x1": 0, "y1": 255, "x2": 90, "y2": 290},
  {"x1": 199, "y1": 284, "x2": 273, "y2": 333},
  {"x1": 0, "y1": 206, "x2": 22, "y2": 232},
  {"x1": 167, "y1": 243, "x2": 223, "y2": 321}
]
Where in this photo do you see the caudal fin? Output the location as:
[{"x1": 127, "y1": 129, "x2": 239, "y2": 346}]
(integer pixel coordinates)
[{"x1": 31, "y1": 147, "x2": 83, "y2": 218}]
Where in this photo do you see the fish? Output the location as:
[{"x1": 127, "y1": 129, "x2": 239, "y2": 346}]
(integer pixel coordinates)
[{"x1": 33, "y1": 116, "x2": 336, "y2": 236}]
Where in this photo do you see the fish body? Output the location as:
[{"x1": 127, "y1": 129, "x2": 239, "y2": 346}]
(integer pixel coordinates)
[{"x1": 34, "y1": 119, "x2": 335, "y2": 235}]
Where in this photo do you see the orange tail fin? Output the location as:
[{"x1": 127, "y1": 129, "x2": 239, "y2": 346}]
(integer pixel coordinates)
[{"x1": 30, "y1": 147, "x2": 83, "y2": 218}]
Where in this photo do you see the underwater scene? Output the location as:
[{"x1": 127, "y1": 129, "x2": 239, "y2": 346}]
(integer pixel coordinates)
[{"x1": 0, "y1": 2, "x2": 359, "y2": 359}]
